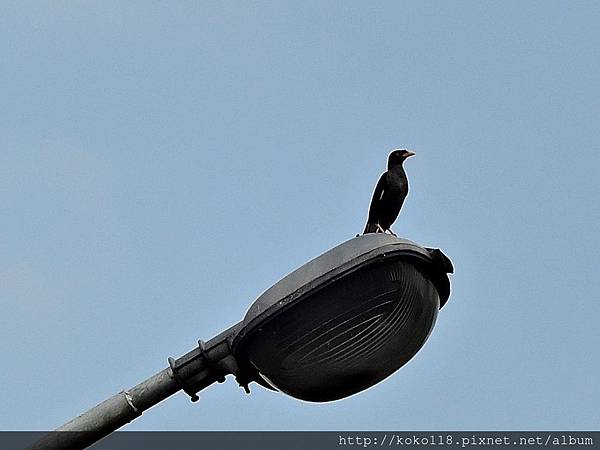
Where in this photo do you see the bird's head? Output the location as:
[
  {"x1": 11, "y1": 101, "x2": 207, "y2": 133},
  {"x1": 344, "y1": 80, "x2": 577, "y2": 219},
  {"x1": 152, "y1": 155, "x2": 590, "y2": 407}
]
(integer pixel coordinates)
[{"x1": 388, "y1": 149, "x2": 415, "y2": 168}]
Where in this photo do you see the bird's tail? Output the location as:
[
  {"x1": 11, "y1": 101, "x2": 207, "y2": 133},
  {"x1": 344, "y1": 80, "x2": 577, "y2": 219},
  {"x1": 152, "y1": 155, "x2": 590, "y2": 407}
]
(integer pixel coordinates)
[{"x1": 363, "y1": 222, "x2": 378, "y2": 234}]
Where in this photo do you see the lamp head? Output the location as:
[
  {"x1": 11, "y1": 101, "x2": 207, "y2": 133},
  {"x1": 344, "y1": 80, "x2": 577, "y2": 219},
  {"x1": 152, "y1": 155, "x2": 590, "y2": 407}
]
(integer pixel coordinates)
[{"x1": 232, "y1": 234, "x2": 452, "y2": 402}]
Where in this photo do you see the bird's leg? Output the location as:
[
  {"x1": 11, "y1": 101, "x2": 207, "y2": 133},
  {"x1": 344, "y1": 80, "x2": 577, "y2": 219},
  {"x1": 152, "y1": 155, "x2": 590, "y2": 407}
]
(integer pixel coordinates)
[{"x1": 376, "y1": 224, "x2": 386, "y2": 233}]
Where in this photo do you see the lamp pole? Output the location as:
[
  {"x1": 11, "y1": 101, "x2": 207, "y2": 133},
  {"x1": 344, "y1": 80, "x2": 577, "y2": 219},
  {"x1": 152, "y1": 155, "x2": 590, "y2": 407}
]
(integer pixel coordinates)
[{"x1": 29, "y1": 325, "x2": 243, "y2": 450}]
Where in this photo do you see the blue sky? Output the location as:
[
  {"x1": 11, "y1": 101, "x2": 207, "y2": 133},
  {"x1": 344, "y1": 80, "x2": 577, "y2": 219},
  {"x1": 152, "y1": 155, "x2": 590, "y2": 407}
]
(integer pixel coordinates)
[{"x1": 1, "y1": 1, "x2": 599, "y2": 431}]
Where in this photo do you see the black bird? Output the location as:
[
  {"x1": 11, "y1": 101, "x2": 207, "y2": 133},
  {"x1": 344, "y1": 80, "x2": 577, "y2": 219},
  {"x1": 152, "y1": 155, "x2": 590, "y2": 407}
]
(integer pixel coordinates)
[{"x1": 363, "y1": 149, "x2": 415, "y2": 236}]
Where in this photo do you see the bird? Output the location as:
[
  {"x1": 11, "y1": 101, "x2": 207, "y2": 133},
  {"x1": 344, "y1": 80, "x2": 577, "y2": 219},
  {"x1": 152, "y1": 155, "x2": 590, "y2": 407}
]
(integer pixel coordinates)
[{"x1": 363, "y1": 149, "x2": 415, "y2": 236}]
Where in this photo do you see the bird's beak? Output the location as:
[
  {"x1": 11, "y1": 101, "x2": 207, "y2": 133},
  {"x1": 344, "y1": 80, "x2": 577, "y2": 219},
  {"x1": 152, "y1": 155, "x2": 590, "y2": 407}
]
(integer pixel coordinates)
[{"x1": 405, "y1": 151, "x2": 416, "y2": 158}]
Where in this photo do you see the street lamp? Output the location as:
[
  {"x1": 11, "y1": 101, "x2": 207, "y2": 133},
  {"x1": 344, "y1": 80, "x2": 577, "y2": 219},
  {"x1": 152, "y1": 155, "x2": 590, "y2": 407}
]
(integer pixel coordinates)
[{"x1": 30, "y1": 233, "x2": 453, "y2": 450}]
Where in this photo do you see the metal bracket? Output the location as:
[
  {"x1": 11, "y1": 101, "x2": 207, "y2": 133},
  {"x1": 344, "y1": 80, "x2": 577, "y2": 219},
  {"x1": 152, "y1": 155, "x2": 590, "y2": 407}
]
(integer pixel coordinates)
[
  {"x1": 167, "y1": 324, "x2": 248, "y2": 402},
  {"x1": 168, "y1": 337, "x2": 240, "y2": 402},
  {"x1": 168, "y1": 340, "x2": 210, "y2": 402}
]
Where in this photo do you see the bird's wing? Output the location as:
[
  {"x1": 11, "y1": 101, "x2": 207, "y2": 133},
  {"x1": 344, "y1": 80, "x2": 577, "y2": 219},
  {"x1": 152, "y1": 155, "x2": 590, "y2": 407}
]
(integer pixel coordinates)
[
  {"x1": 363, "y1": 172, "x2": 388, "y2": 234},
  {"x1": 368, "y1": 172, "x2": 387, "y2": 217}
]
